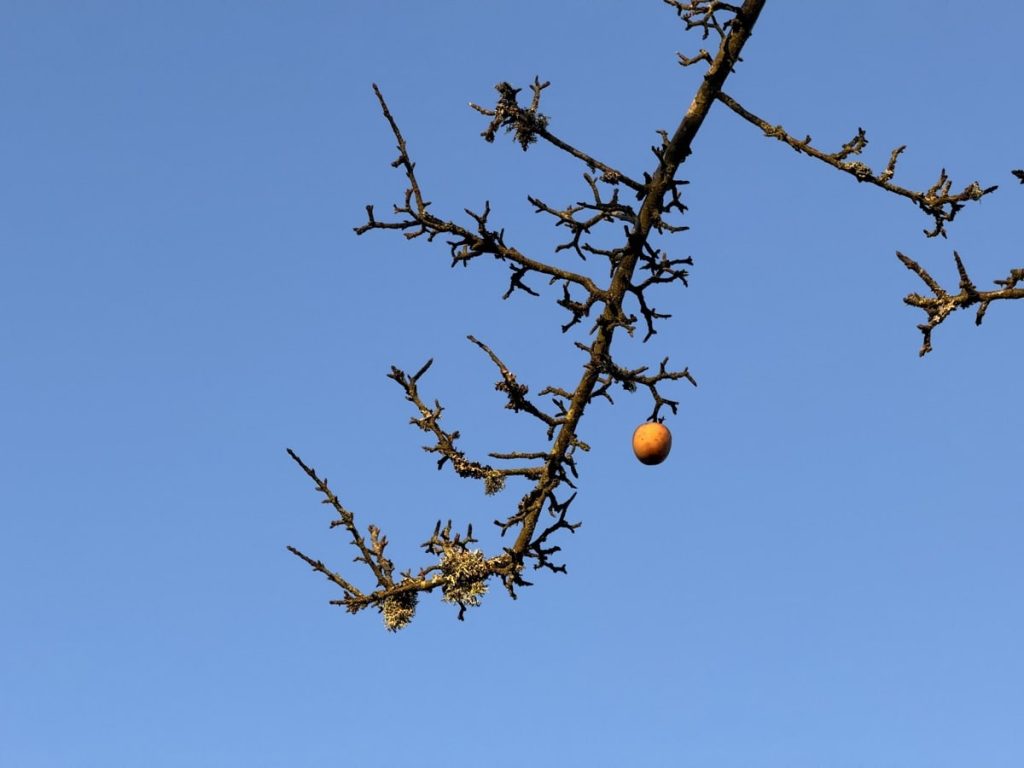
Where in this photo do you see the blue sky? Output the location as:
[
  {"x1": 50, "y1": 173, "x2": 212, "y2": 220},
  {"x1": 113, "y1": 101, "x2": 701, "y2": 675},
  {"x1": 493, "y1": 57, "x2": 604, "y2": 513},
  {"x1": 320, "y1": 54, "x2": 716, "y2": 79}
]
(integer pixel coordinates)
[{"x1": 3, "y1": 2, "x2": 1023, "y2": 766}]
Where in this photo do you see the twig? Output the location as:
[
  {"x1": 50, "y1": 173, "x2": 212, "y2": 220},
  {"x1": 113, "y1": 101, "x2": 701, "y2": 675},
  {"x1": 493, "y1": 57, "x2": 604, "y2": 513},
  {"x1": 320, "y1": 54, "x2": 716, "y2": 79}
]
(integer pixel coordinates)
[
  {"x1": 716, "y1": 91, "x2": 997, "y2": 237},
  {"x1": 897, "y1": 251, "x2": 1024, "y2": 355}
]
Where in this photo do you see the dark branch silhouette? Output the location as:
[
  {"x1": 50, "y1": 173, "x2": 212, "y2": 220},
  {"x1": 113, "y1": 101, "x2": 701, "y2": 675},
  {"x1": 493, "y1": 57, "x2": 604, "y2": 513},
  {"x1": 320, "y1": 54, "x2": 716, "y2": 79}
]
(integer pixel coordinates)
[
  {"x1": 288, "y1": 0, "x2": 1022, "y2": 630},
  {"x1": 715, "y1": 91, "x2": 997, "y2": 238},
  {"x1": 897, "y1": 252, "x2": 1024, "y2": 356}
]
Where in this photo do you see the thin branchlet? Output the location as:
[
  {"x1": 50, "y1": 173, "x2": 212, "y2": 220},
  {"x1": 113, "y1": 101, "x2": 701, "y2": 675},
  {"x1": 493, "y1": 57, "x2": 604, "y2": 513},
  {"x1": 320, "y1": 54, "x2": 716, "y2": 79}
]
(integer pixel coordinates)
[{"x1": 289, "y1": 0, "x2": 1020, "y2": 629}]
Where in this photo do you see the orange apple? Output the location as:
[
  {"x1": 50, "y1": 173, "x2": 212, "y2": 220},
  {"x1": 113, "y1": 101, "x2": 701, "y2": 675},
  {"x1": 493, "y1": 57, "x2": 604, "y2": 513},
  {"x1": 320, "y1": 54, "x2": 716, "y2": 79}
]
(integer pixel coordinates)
[{"x1": 632, "y1": 421, "x2": 672, "y2": 465}]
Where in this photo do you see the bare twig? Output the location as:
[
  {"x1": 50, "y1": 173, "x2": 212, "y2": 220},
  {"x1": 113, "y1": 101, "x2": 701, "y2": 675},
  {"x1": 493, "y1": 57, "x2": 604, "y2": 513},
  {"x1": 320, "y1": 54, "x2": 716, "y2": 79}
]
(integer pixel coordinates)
[
  {"x1": 897, "y1": 251, "x2": 1024, "y2": 355},
  {"x1": 469, "y1": 78, "x2": 647, "y2": 195},
  {"x1": 716, "y1": 91, "x2": 997, "y2": 238}
]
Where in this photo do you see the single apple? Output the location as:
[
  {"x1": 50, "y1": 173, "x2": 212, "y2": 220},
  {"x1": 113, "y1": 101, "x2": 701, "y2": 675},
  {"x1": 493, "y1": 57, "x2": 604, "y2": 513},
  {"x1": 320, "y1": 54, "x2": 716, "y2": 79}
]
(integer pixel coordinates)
[{"x1": 632, "y1": 421, "x2": 672, "y2": 465}]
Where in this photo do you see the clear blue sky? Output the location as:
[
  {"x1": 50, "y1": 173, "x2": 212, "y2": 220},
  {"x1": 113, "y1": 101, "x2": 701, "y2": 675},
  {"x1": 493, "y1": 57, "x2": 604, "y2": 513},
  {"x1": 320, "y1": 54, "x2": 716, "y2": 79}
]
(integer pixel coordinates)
[{"x1": 3, "y1": 2, "x2": 1022, "y2": 766}]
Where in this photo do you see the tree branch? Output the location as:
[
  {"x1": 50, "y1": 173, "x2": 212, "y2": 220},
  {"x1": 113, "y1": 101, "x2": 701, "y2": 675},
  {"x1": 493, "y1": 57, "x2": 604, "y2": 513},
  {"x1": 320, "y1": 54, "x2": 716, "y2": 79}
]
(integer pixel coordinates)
[
  {"x1": 289, "y1": 0, "x2": 772, "y2": 629},
  {"x1": 897, "y1": 251, "x2": 1024, "y2": 355},
  {"x1": 716, "y1": 91, "x2": 997, "y2": 238}
]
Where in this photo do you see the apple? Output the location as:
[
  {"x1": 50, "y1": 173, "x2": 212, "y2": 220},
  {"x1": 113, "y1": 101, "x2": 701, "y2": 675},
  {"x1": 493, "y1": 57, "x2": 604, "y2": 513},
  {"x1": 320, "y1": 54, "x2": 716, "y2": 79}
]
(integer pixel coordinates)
[{"x1": 632, "y1": 421, "x2": 672, "y2": 465}]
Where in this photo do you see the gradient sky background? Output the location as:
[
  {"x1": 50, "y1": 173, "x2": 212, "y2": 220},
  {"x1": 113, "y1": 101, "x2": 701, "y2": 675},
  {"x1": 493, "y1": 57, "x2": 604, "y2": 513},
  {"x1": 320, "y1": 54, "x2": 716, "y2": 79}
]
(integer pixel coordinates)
[{"x1": 3, "y1": 2, "x2": 1023, "y2": 766}]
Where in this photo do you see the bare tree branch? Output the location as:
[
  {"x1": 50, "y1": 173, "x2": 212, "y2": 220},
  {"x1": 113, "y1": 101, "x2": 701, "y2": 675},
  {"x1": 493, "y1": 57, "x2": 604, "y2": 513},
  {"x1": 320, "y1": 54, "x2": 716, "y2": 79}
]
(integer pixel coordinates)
[
  {"x1": 288, "y1": 0, "x2": 1020, "y2": 629},
  {"x1": 897, "y1": 251, "x2": 1024, "y2": 355},
  {"x1": 716, "y1": 91, "x2": 997, "y2": 238},
  {"x1": 355, "y1": 84, "x2": 606, "y2": 311},
  {"x1": 289, "y1": 0, "x2": 765, "y2": 630},
  {"x1": 469, "y1": 78, "x2": 647, "y2": 195}
]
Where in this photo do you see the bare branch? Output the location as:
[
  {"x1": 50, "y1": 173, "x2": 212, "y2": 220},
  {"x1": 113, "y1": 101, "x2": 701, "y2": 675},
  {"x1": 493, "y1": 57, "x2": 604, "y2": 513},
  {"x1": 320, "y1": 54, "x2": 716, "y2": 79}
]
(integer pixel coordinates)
[
  {"x1": 470, "y1": 78, "x2": 646, "y2": 194},
  {"x1": 289, "y1": 0, "x2": 774, "y2": 629},
  {"x1": 664, "y1": 0, "x2": 743, "y2": 41},
  {"x1": 290, "y1": 0, "x2": 1023, "y2": 633},
  {"x1": 286, "y1": 448, "x2": 394, "y2": 588},
  {"x1": 898, "y1": 251, "x2": 1024, "y2": 355},
  {"x1": 355, "y1": 87, "x2": 607, "y2": 315},
  {"x1": 716, "y1": 91, "x2": 998, "y2": 238},
  {"x1": 387, "y1": 362, "x2": 543, "y2": 494}
]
